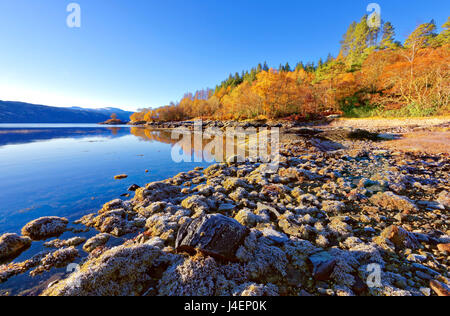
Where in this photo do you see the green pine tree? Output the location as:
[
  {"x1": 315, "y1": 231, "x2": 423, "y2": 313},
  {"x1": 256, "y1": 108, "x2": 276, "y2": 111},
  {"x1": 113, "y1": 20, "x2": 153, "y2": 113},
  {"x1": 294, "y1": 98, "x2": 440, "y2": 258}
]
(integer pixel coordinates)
[
  {"x1": 284, "y1": 62, "x2": 291, "y2": 72},
  {"x1": 379, "y1": 21, "x2": 396, "y2": 49},
  {"x1": 339, "y1": 21, "x2": 357, "y2": 58},
  {"x1": 347, "y1": 15, "x2": 370, "y2": 67}
]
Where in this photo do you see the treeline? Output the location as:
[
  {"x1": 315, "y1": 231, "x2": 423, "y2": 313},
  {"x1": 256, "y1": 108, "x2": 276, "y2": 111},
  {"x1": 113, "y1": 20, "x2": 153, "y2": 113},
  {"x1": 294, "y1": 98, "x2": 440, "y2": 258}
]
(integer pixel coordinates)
[{"x1": 131, "y1": 16, "x2": 450, "y2": 122}]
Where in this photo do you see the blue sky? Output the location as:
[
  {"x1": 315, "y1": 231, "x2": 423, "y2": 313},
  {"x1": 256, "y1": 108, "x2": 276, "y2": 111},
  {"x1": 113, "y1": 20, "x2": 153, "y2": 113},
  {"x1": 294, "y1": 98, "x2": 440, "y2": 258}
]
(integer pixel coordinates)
[{"x1": 0, "y1": 0, "x2": 448, "y2": 111}]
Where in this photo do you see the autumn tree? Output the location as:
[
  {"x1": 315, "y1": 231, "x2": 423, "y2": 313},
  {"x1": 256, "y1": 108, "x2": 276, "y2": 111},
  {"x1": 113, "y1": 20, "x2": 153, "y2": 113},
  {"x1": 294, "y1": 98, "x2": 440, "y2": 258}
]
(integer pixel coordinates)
[
  {"x1": 404, "y1": 20, "x2": 437, "y2": 48},
  {"x1": 434, "y1": 17, "x2": 450, "y2": 46}
]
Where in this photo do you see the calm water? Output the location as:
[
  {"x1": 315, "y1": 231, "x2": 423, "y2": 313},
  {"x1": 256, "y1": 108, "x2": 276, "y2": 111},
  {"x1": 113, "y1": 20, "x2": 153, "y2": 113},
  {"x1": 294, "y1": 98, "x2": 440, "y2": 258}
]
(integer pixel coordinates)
[
  {"x1": 0, "y1": 124, "x2": 214, "y2": 294},
  {"x1": 0, "y1": 124, "x2": 211, "y2": 234}
]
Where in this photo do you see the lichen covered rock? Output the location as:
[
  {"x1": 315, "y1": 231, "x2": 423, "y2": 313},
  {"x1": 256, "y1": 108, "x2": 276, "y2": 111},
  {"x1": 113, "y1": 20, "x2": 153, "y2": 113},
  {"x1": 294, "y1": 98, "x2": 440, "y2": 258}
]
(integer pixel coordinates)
[
  {"x1": 83, "y1": 233, "x2": 111, "y2": 253},
  {"x1": 370, "y1": 192, "x2": 418, "y2": 214},
  {"x1": 0, "y1": 233, "x2": 32, "y2": 260},
  {"x1": 21, "y1": 217, "x2": 69, "y2": 240},
  {"x1": 376, "y1": 225, "x2": 420, "y2": 250},
  {"x1": 159, "y1": 255, "x2": 248, "y2": 296},
  {"x1": 30, "y1": 247, "x2": 79, "y2": 276},
  {"x1": 42, "y1": 241, "x2": 174, "y2": 296},
  {"x1": 44, "y1": 237, "x2": 86, "y2": 249}
]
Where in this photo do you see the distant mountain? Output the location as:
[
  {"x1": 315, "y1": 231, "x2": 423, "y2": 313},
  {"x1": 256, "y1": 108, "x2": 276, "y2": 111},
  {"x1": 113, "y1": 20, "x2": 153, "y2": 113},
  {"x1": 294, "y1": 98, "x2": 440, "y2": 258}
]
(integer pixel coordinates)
[{"x1": 0, "y1": 101, "x2": 134, "y2": 123}]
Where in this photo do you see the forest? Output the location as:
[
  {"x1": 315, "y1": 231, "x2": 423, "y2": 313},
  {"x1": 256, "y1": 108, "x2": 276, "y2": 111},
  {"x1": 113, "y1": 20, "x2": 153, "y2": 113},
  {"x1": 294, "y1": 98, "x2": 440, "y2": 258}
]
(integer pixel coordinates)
[{"x1": 130, "y1": 16, "x2": 450, "y2": 123}]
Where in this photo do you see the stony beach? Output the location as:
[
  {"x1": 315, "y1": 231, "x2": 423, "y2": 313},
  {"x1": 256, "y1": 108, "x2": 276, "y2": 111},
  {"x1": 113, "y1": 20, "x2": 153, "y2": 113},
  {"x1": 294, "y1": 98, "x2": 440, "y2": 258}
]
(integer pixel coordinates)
[{"x1": 1, "y1": 118, "x2": 449, "y2": 296}]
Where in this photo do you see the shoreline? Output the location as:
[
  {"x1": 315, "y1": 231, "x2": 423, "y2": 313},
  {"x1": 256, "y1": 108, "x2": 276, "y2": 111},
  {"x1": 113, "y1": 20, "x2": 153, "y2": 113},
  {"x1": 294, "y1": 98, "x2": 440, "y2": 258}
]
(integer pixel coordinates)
[{"x1": 1, "y1": 119, "x2": 449, "y2": 296}]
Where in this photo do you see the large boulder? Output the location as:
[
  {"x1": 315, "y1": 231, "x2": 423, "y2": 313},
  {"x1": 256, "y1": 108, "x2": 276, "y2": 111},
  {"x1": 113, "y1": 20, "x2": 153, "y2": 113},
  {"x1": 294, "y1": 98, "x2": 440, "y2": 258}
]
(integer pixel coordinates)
[
  {"x1": 176, "y1": 214, "x2": 249, "y2": 260},
  {"x1": 0, "y1": 233, "x2": 32, "y2": 260},
  {"x1": 21, "y1": 217, "x2": 68, "y2": 240}
]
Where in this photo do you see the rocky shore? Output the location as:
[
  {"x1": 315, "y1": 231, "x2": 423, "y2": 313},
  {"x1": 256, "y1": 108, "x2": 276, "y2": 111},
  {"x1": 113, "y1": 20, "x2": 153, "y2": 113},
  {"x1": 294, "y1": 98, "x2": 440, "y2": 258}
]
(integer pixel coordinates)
[{"x1": 0, "y1": 119, "x2": 449, "y2": 296}]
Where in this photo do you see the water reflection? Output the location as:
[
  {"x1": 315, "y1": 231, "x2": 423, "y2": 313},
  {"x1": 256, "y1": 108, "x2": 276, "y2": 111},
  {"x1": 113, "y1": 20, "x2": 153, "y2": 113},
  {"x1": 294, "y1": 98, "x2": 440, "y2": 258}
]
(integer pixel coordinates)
[
  {"x1": 129, "y1": 127, "x2": 275, "y2": 163},
  {"x1": 0, "y1": 126, "x2": 129, "y2": 147}
]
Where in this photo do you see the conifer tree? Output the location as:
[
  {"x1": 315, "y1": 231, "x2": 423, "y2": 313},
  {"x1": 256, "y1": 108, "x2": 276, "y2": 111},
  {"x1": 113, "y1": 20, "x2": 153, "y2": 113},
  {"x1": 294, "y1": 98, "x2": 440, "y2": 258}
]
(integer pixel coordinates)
[
  {"x1": 379, "y1": 21, "x2": 396, "y2": 49},
  {"x1": 257, "y1": 63, "x2": 263, "y2": 72},
  {"x1": 285, "y1": 62, "x2": 291, "y2": 72},
  {"x1": 295, "y1": 62, "x2": 304, "y2": 71},
  {"x1": 339, "y1": 21, "x2": 357, "y2": 58}
]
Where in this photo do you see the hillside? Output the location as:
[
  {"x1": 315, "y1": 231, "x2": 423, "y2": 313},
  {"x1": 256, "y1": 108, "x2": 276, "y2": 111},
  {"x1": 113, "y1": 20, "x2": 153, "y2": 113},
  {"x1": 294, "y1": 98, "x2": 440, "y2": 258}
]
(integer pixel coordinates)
[
  {"x1": 131, "y1": 16, "x2": 450, "y2": 123},
  {"x1": 0, "y1": 101, "x2": 133, "y2": 123}
]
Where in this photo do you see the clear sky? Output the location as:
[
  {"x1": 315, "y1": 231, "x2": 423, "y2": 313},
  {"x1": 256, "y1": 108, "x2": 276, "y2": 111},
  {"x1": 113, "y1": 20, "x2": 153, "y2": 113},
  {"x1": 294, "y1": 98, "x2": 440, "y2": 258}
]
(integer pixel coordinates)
[{"x1": 0, "y1": 0, "x2": 448, "y2": 111}]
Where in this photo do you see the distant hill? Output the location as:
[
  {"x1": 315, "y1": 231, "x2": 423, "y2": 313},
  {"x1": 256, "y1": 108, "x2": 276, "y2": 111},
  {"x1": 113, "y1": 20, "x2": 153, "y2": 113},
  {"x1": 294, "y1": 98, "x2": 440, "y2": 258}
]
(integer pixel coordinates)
[{"x1": 0, "y1": 101, "x2": 134, "y2": 123}]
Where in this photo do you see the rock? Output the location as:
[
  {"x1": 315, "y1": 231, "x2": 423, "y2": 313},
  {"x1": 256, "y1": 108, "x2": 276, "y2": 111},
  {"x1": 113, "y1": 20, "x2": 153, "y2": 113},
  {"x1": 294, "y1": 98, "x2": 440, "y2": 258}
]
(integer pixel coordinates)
[
  {"x1": 257, "y1": 202, "x2": 281, "y2": 219},
  {"x1": 101, "y1": 199, "x2": 124, "y2": 212},
  {"x1": 181, "y1": 195, "x2": 210, "y2": 213},
  {"x1": 308, "y1": 252, "x2": 336, "y2": 281},
  {"x1": 175, "y1": 214, "x2": 249, "y2": 260},
  {"x1": 234, "y1": 209, "x2": 257, "y2": 227},
  {"x1": 420, "y1": 287, "x2": 431, "y2": 296},
  {"x1": 437, "y1": 243, "x2": 450, "y2": 253},
  {"x1": 378, "y1": 225, "x2": 420, "y2": 250},
  {"x1": 134, "y1": 181, "x2": 181, "y2": 203},
  {"x1": 285, "y1": 265, "x2": 303, "y2": 287},
  {"x1": 236, "y1": 283, "x2": 279, "y2": 296},
  {"x1": 127, "y1": 184, "x2": 140, "y2": 192},
  {"x1": 217, "y1": 203, "x2": 236, "y2": 213},
  {"x1": 279, "y1": 167, "x2": 320, "y2": 181},
  {"x1": 21, "y1": 217, "x2": 69, "y2": 240},
  {"x1": 407, "y1": 254, "x2": 427, "y2": 263},
  {"x1": 0, "y1": 233, "x2": 32, "y2": 260},
  {"x1": 370, "y1": 192, "x2": 418, "y2": 214},
  {"x1": 416, "y1": 271, "x2": 433, "y2": 280},
  {"x1": 44, "y1": 237, "x2": 86, "y2": 249},
  {"x1": 43, "y1": 242, "x2": 173, "y2": 296},
  {"x1": 194, "y1": 184, "x2": 214, "y2": 196},
  {"x1": 77, "y1": 209, "x2": 135, "y2": 237},
  {"x1": 0, "y1": 251, "x2": 48, "y2": 283},
  {"x1": 322, "y1": 200, "x2": 346, "y2": 213},
  {"x1": 145, "y1": 214, "x2": 179, "y2": 242},
  {"x1": 278, "y1": 215, "x2": 314, "y2": 239},
  {"x1": 394, "y1": 213, "x2": 408, "y2": 223},
  {"x1": 83, "y1": 233, "x2": 111, "y2": 252},
  {"x1": 352, "y1": 275, "x2": 368, "y2": 295},
  {"x1": 159, "y1": 255, "x2": 248, "y2": 296},
  {"x1": 30, "y1": 247, "x2": 79, "y2": 276},
  {"x1": 223, "y1": 177, "x2": 249, "y2": 191},
  {"x1": 235, "y1": 230, "x2": 288, "y2": 279},
  {"x1": 437, "y1": 191, "x2": 450, "y2": 209},
  {"x1": 229, "y1": 187, "x2": 248, "y2": 202},
  {"x1": 261, "y1": 228, "x2": 289, "y2": 244},
  {"x1": 411, "y1": 263, "x2": 440, "y2": 278},
  {"x1": 114, "y1": 174, "x2": 128, "y2": 180},
  {"x1": 430, "y1": 280, "x2": 450, "y2": 297},
  {"x1": 138, "y1": 201, "x2": 167, "y2": 218}
]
